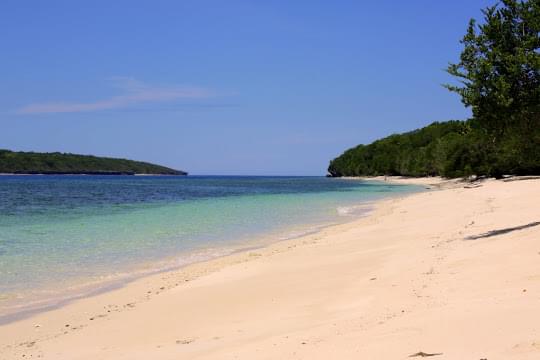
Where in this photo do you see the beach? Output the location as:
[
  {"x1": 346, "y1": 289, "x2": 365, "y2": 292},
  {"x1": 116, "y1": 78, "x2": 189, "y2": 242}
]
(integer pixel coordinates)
[{"x1": 1, "y1": 177, "x2": 540, "y2": 359}]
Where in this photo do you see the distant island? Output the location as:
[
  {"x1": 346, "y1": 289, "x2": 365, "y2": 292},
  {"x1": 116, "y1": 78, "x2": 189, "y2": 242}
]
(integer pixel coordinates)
[{"x1": 0, "y1": 150, "x2": 187, "y2": 175}]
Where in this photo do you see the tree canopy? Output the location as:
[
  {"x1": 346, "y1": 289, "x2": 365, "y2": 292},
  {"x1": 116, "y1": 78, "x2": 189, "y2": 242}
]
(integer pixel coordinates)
[
  {"x1": 327, "y1": 121, "x2": 478, "y2": 178},
  {"x1": 329, "y1": 0, "x2": 539, "y2": 178},
  {"x1": 445, "y1": 0, "x2": 540, "y2": 175}
]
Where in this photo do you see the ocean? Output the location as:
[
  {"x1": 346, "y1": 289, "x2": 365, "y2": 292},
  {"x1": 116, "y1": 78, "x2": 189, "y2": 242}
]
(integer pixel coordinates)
[{"x1": 0, "y1": 175, "x2": 420, "y2": 321}]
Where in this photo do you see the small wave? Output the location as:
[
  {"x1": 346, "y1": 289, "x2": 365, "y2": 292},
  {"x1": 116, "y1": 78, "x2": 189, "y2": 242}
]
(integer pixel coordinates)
[
  {"x1": 336, "y1": 203, "x2": 373, "y2": 216},
  {"x1": 277, "y1": 224, "x2": 333, "y2": 241}
]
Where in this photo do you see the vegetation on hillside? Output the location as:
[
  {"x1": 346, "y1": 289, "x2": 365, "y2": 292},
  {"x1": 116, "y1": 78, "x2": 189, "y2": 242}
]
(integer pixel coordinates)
[
  {"x1": 0, "y1": 150, "x2": 187, "y2": 175},
  {"x1": 328, "y1": 121, "x2": 481, "y2": 178},
  {"x1": 329, "y1": 0, "x2": 539, "y2": 178}
]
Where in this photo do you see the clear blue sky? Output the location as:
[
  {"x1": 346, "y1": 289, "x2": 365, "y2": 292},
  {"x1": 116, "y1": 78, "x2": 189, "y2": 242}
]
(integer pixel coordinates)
[{"x1": 1, "y1": 0, "x2": 494, "y2": 175}]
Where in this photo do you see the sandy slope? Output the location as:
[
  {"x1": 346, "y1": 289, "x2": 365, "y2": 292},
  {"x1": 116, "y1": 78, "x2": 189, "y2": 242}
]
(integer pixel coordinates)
[{"x1": 1, "y1": 177, "x2": 539, "y2": 359}]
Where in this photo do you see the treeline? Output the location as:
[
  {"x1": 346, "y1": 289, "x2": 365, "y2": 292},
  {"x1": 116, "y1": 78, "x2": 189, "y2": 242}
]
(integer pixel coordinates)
[
  {"x1": 328, "y1": 121, "x2": 467, "y2": 178},
  {"x1": 329, "y1": 0, "x2": 539, "y2": 178},
  {"x1": 0, "y1": 150, "x2": 187, "y2": 175},
  {"x1": 328, "y1": 119, "x2": 539, "y2": 178}
]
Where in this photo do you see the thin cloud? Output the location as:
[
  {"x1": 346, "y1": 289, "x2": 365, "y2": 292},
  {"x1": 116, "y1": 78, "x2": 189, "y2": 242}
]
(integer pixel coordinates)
[{"x1": 16, "y1": 77, "x2": 216, "y2": 114}]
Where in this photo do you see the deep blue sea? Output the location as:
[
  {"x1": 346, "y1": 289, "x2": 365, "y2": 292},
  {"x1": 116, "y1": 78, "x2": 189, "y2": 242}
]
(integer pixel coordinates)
[{"x1": 0, "y1": 175, "x2": 419, "y2": 319}]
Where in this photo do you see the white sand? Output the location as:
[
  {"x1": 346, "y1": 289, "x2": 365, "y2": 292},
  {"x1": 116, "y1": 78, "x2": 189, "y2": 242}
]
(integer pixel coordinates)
[{"x1": 1, "y1": 177, "x2": 540, "y2": 359}]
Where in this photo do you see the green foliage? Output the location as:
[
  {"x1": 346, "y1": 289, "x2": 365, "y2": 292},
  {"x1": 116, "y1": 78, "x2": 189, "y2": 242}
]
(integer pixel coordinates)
[
  {"x1": 0, "y1": 150, "x2": 186, "y2": 175},
  {"x1": 445, "y1": 0, "x2": 540, "y2": 176},
  {"x1": 329, "y1": 0, "x2": 539, "y2": 178},
  {"x1": 328, "y1": 121, "x2": 478, "y2": 178}
]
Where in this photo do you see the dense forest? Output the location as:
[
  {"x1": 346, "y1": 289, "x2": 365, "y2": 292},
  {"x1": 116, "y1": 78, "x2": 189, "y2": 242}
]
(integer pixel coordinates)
[
  {"x1": 329, "y1": 0, "x2": 539, "y2": 178},
  {"x1": 0, "y1": 150, "x2": 187, "y2": 175},
  {"x1": 328, "y1": 120, "x2": 481, "y2": 178}
]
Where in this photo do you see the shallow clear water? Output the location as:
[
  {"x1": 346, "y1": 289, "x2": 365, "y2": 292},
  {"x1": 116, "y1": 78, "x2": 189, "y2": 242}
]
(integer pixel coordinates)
[{"x1": 0, "y1": 175, "x2": 419, "y2": 318}]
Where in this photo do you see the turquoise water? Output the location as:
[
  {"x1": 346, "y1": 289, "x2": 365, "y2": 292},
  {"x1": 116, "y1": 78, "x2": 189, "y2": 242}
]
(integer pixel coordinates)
[{"x1": 0, "y1": 176, "x2": 419, "y2": 319}]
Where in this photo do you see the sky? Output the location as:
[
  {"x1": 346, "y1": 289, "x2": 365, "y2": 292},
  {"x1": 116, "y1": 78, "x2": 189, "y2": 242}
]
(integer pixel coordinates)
[{"x1": 1, "y1": 0, "x2": 495, "y2": 175}]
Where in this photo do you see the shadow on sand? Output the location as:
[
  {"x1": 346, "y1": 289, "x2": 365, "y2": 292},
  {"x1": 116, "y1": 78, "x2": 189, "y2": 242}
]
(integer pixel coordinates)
[{"x1": 465, "y1": 221, "x2": 540, "y2": 240}]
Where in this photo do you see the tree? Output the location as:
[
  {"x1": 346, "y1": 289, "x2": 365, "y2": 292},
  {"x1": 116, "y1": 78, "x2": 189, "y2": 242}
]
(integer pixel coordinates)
[{"x1": 445, "y1": 0, "x2": 540, "y2": 175}]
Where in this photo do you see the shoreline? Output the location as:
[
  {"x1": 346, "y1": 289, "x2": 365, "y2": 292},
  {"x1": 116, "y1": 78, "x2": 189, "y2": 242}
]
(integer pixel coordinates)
[
  {"x1": 0, "y1": 242, "x2": 265, "y2": 326},
  {"x1": 0, "y1": 222, "x2": 338, "y2": 326},
  {"x1": 0, "y1": 180, "x2": 407, "y2": 326},
  {"x1": 341, "y1": 175, "x2": 465, "y2": 188},
  {"x1": 2, "y1": 176, "x2": 539, "y2": 359}
]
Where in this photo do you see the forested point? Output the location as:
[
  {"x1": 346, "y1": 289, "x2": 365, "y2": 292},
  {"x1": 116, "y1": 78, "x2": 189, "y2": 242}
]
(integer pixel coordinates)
[
  {"x1": 328, "y1": 120, "x2": 483, "y2": 178},
  {"x1": 329, "y1": 0, "x2": 539, "y2": 178},
  {"x1": 0, "y1": 150, "x2": 187, "y2": 175}
]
